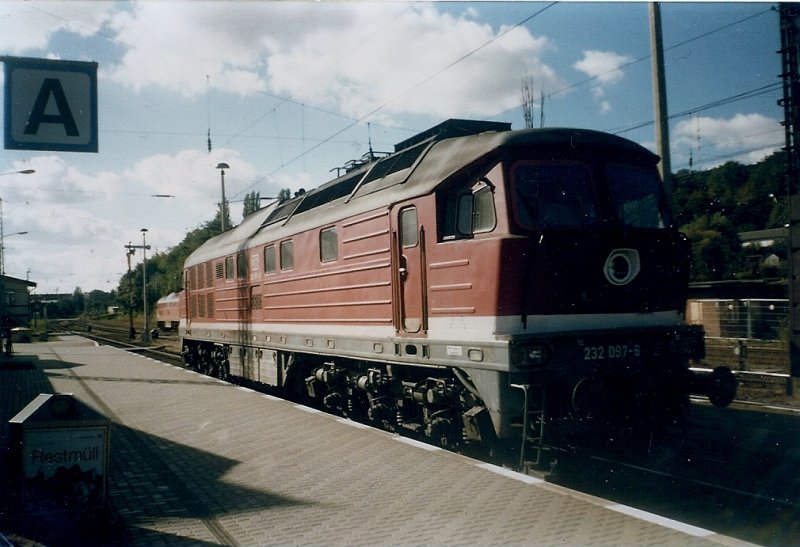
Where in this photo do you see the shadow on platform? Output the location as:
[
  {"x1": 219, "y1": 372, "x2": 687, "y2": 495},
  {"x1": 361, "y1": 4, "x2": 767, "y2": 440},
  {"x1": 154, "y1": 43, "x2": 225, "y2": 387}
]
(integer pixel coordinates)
[{"x1": 0, "y1": 348, "x2": 311, "y2": 546}]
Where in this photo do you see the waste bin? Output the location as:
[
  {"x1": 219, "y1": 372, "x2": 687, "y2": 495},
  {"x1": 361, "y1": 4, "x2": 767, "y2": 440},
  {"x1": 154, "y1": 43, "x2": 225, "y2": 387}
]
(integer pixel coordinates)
[{"x1": 9, "y1": 393, "x2": 111, "y2": 512}]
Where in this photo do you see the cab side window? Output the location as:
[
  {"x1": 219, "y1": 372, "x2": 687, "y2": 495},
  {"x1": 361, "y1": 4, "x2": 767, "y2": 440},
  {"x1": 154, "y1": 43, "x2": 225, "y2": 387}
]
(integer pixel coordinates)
[{"x1": 439, "y1": 178, "x2": 496, "y2": 240}]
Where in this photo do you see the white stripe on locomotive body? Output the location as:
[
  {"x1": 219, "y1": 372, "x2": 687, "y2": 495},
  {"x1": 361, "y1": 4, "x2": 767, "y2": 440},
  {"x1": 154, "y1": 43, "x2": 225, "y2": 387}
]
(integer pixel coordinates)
[
  {"x1": 432, "y1": 311, "x2": 683, "y2": 340},
  {"x1": 184, "y1": 310, "x2": 683, "y2": 345}
]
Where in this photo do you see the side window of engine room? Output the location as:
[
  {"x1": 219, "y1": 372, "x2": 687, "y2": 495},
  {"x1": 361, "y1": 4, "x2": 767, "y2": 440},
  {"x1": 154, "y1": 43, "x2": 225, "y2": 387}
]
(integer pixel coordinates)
[
  {"x1": 320, "y1": 226, "x2": 338, "y2": 263},
  {"x1": 280, "y1": 239, "x2": 294, "y2": 271},
  {"x1": 236, "y1": 252, "x2": 247, "y2": 279},
  {"x1": 264, "y1": 245, "x2": 276, "y2": 274},
  {"x1": 225, "y1": 256, "x2": 234, "y2": 280}
]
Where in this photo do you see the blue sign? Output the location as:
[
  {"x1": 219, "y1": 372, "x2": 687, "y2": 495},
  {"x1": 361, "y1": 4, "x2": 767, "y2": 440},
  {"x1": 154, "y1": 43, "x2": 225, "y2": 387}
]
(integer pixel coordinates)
[{"x1": 3, "y1": 56, "x2": 98, "y2": 153}]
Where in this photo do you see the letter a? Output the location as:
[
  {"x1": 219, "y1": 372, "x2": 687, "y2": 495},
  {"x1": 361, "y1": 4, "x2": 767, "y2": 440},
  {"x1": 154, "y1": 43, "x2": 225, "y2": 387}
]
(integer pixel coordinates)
[{"x1": 24, "y1": 78, "x2": 79, "y2": 136}]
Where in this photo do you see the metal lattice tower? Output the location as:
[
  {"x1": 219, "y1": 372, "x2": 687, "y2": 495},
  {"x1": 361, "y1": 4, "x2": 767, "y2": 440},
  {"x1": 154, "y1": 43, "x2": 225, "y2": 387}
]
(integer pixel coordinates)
[{"x1": 779, "y1": 3, "x2": 800, "y2": 379}]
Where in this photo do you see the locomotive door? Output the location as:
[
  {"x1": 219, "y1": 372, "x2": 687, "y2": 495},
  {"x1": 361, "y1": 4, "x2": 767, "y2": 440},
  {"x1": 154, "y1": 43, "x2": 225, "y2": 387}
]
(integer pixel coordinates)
[
  {"x1": 184, "y1": 270, "x2": 192, "y2": 332},
  {"x1": 394, "y1": 205, "x2": 427, "y2": 334}
]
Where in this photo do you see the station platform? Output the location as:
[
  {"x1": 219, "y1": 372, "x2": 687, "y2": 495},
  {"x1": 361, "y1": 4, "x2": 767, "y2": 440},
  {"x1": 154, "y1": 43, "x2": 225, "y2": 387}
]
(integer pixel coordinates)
[{"x1": 0, "y1": 336, "x2": 757, "y2": 546}]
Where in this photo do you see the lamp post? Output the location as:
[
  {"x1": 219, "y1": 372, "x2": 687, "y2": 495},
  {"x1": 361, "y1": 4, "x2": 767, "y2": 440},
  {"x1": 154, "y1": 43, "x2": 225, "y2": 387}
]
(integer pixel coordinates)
[
  {"x1": 141, "y1": 228, "x2": 149, "y2": 343},
  {"x1": 216, "y1": 163, "x2": 229, "y2": 232},
  {"x1": 1, "y1": 230, "x2": 28, "y2": 275},
  {"x1": 0, "y1": 169, "x2": 34, "y2": 354},
  {"x1": 125, "y1": 243, "x2": 136, "y2": 339}
]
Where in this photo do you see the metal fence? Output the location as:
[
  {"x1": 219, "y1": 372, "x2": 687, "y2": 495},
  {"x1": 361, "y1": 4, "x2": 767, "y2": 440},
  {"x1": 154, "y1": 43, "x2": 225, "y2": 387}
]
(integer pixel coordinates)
[{"x1": 686, "y1": 298, "x2": 789, "y2": 341}]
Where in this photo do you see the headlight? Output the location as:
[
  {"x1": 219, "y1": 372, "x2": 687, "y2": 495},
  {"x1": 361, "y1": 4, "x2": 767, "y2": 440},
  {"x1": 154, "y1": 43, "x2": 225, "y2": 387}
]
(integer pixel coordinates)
[{"x1": 511, "y1": 343, "x2": 551, "y2": 368}]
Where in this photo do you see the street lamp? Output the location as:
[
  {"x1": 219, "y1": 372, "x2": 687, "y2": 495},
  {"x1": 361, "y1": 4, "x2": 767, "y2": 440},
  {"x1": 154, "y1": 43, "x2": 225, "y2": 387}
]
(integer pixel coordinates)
[
  {"x1": 216, "y1": 163, "x2": 229, "y2": 232},
  {"x1": 0, "y1": 169, "x2": 35, "y2": 177}
]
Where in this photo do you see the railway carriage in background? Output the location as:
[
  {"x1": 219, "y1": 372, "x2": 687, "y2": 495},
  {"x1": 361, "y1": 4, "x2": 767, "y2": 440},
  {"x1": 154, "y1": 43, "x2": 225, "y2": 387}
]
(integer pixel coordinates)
[
  {"x1": 156, "y1": 292, "x2": 181, "y2": 331},
  {"x1": 179, "y1": 119, "x2": 735, "y2": 461}
]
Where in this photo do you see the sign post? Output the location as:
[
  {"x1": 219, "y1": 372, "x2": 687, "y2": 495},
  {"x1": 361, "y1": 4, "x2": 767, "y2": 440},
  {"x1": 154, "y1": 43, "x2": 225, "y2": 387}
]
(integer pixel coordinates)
[{"x1": 2, "y1": 56, "x2": 98, "y2": 153}]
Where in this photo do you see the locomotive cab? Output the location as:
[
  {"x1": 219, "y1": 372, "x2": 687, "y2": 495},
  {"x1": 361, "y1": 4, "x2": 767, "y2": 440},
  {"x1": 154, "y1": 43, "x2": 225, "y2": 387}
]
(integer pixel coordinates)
[{"x1": 431, "y1": 131, "x2": 732, "y2": 440}]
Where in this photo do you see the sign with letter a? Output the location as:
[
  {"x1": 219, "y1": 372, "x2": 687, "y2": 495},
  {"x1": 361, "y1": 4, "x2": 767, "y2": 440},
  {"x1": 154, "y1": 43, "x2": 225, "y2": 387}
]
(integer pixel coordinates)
[{"x1": 3, "y1": 56, "x2": 98, "y2": 153}]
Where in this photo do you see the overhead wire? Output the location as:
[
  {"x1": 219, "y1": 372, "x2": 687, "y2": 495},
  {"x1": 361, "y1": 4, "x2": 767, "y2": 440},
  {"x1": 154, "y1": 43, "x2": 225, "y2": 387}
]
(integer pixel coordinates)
[
  {"x1": 20, "y1": 2, "x2": 780, "y2": 179},
  {"x1": 219, "y1": 3, "x2": 419, "y2": 151},
  {"x1": 533, "y1": 5, "x2": 780, "y2": 169},
  {"x1": 540, "y1": 6, "x2": 774, "y2": 103},
  {"x1": 231, "y1": 2, "x2": 558, "y2": 199},
  {"x1": 607, "y1": 82, "x2": 784, "y2": 135}
]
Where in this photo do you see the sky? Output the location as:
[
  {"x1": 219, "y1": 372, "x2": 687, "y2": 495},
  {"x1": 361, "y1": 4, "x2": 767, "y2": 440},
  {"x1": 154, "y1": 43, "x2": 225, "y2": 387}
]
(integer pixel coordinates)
[{"x1": 0, "y1": 1, "x2": 784, "y2": 295}]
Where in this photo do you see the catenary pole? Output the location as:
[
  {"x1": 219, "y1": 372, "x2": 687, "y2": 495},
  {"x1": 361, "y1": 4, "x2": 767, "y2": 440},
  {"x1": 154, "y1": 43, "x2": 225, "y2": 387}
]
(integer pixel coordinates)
[{"x1": 649, "y1": 2, "x2": 672, "y2": 194}]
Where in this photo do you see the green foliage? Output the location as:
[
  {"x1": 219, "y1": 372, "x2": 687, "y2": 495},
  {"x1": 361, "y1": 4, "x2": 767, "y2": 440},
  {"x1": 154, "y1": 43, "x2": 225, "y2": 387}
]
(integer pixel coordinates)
[
  {"x1": 672, "y1": 152, "x2": 787, "y2": 282},
  {"x1": 680, "y1": 214, "x2": 741, "y2": 281},
  {"x1": 115, "y1": 217, "x2": 225, "y2": 316}
]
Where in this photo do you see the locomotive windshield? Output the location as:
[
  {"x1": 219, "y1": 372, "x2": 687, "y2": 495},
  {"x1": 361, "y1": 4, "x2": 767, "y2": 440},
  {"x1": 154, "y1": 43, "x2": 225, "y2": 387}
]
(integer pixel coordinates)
[
  {"x1": 511, "y1": 162, "x2": 598, "y2": 229},
  {"x1": 510, "y1": 160, "x2": 667, "y2": 230},
  {"x1": 606, "y1": 163, "x2": 667, "y2": 228}
]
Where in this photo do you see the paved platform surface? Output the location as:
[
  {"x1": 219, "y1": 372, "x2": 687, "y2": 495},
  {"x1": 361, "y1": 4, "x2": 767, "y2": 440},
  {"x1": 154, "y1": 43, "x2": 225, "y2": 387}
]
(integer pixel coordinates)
[{"x1": 0, "y1": 337, "x2": 758, "y2": 546}]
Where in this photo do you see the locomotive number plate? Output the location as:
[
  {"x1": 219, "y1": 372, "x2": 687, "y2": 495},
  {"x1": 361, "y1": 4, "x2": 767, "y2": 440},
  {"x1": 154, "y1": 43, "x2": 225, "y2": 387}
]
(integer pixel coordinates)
[{"x1": 582, "y1": 343, "x2": 641, "y2": 361}]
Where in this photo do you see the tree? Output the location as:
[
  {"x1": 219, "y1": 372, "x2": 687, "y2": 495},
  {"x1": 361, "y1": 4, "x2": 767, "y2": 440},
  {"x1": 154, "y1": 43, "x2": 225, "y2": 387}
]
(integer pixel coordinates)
[
  {"x1": 243, "y1": 191, "x2": 262, "y2": 217},
  {"x1": 214, "y1": 198, "x2": 232, "y2": 233},
  {"x1": 671, "y1": 151, "x2": 789, "y2": 281},
  {"x1": 681, "y1": 215, "x2": 742, "y2": 281},
  {"x1": 114, "y1": 217, "x2": 224, "y2": 314}
]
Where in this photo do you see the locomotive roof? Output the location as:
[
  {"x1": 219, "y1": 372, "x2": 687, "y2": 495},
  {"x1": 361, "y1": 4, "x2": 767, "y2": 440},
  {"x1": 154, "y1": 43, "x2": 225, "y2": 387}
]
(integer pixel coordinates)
[
  {"x1": 157, "y1": 292, "x2": 181, "y2": 304},
  {"x1": 185, "y1": 122, "x2": 658, "y2": 268}
]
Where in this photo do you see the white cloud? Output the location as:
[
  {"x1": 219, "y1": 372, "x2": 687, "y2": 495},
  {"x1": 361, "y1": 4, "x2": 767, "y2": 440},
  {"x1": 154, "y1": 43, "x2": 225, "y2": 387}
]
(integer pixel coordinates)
[
  {"x1": 0, "y1": 1, "x2": 114, "y2": 54},
  {"x1": 1, "y1": 148, "x2": 264, "y2": 293},
  {"x1": 107, "y1": 2, "x2": 272, "y2": 96},
  {"x1": 573, "y1": 50, "x2": 632, "y2": 115},
  {"x1": 102, "y1": 2, "x2": 562, "y2": 120},
  {"x1": 267, "y1": 4, "x2": 560, "y2": 119},
  {"x1": 673, "y1": 113, "x2": 783, "y2": 167},
  {"x1": 573, "y1": 50, "x2": 632, "y2": 85}
]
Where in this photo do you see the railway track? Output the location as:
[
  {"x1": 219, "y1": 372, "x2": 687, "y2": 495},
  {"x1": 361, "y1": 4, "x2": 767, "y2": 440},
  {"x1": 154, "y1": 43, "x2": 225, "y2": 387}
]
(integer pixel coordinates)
[{"x1": 62, "y1": 320, "x2": 182, "y2": 356}]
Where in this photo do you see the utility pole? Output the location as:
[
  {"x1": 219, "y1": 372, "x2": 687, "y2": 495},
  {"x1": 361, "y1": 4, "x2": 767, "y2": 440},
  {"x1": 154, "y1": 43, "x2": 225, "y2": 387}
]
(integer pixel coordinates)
[
  {"x1": 649, "y1": 2, "x2": 672, "y2": 193},
  {"x1": 124, "y1": 231, "x2": 151, "y2": 343}
]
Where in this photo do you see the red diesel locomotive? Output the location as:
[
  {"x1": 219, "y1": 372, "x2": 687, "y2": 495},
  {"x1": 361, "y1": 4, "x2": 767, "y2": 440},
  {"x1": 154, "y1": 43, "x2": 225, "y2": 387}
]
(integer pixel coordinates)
[{"x1": 179, "y1": 119, "x2": 735, "y2": 460}]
